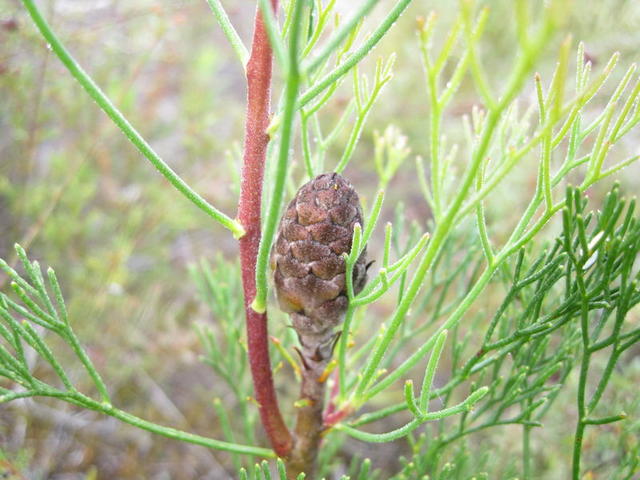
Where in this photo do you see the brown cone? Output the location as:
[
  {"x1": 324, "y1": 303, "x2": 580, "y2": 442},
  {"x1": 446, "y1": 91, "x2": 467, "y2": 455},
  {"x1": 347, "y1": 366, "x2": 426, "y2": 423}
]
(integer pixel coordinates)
[{"x1": 270, "y1": 172, "x2": 367, "y2": 342}]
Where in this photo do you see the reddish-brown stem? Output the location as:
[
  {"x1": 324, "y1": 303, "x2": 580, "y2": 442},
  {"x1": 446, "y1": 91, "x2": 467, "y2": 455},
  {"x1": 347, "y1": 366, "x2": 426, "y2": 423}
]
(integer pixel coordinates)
[
  {"x1": 237, "y1": 0, "x2": 292, "y2": 458},
  {"x1": 287, "y1": 338, "x2": 332, "y2": 478}
]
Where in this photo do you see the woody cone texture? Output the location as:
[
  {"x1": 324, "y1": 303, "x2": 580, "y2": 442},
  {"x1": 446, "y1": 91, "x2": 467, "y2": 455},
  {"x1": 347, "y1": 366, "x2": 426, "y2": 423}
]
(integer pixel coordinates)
[
  {"x1": 272, "y1": 172, "x2": 367, "y2": 479},
  {"x1": 271, "y1": 172, "x2": 367, "y2": 345}
]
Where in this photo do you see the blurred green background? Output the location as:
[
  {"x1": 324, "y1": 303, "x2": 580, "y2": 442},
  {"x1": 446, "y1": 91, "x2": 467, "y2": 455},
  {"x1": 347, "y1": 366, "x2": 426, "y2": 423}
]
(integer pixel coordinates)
[{"x1": 1, "y1": 0, "x2": 640, "y2": 478}]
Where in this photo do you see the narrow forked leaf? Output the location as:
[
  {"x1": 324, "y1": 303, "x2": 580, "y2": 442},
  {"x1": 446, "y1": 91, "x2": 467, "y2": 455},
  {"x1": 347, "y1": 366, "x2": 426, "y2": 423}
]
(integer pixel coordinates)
[
  {"x1": 47, "y1": 267, "x2": 69, "y2": 325},
  {"x1": 297, "y1": 0, "x2": 413, "y2": 109},
  {"x1": 601, "y1": 155, "x2": 640, "y2": 179},
  {"x1": 212, "y1": 398, "x2": 237, "y2": 445},
  {"x1": 586, "y1": 102, "x2": 616, "y2": 181},
  {"x1": 14, "y1": 244, "x2": 38, "y2": 285},
  {"x1": 0, "y1": 342, "x2": 33, "y2": 384},
  {"x1": 205, "y1": 0, "x2": 249, "y2": 67},
  {"x1": 301, "y1": 0, "x2": 337, "y2": 57},
  {"x1": 582, "y1": 61, "x2": 592, "y2": 97},
  {"x1": 387, "y1": 233, "x2": 431, "y2": 274},
  {"x1": 30, "y1": 259, "x2": 45, "y2": 287},
  {"x1": 419, "y1": 329, "x2": 448, "y2": 412},
  {"x1": 344, "y1": 223, "x2": 364, "y2": 301},
  {"x1": 354, "y1": 229, "x2": 428, "y2": 303},
  {"x1": 30, "y1": 260, "x2": 58, "y2": 320},
  {"x1": 583, "y1": 413, "x2": 627, "y2": 425},
  {"x1": 462, "y1": 385, "x2": 490, "y2": 410},
  {"x1": 404, "y1": 380, "x2": 422, "y2": 417},
  {"x1": 383, "y1": 223, "x2": 393, "y2": 268},
  {"x1": 348, "y1": 223, "x2": 363, "y2": 264},
  {"x1": 514, "y1": 0, "x2": 528, "y2": 48},
  {"x1": 535, "y1": 73, "x2": 546, "y2": 123},
  {"x1": 276, "y1": 458, "x2": 287, "y2": 480},
  {"x1": 356, "y1": 458, "x2": 372, "y2": 480},
  {"x1": 353, "y1": 269, "x2": 390, "y2": 307},
  {"x1": 0, "y1": 322, "x2": 16, "y2": 349},
  {"x1": 513, "y1": 248, "x2": 526, "y2": 283},
  {"x1": 258, "y1": 0, "x2": 288, "y2": 73},
  {"x1": 434, "y1": 14, "x2": 463, "y2": 74},
  {"x1": 576, "y1": 41, "x2": 586, "y2": 93},
  {"x1": 608, "y1": 63, "x2": 637, "y2": 105},
  {"x1": 362, "y1": 190, "x2": 385, "y2": 247},
  {"x1": 576, "y1": 215, "x2": 590, "y2": 264},
  {"x1": 10, "y1": 283, "x2": 60, "y2": 329},
  {"x1": 0, "y1": 257, "x2": 39, "y2": 299},
  {"x1": 0, "y1": 365, "x2": 28, "y2": 387},
  {"x1": 270, "y1": 336, "x2": 301, "y2": 380},
  {"x1": 417, "y1": 11, "x2": 437, "y2": 57},
  {"x1": 1, "y1": 308, "x2": 37, "y2": 366},
  {"x1": 548, "y1": 35, "x2": 572, "y2": 123},
  {"x1": 581, "y1": 52, "x2": 619, "y2": 105},
  {"x1": 610, "y1": 75, "x2": 640, "y2": 142},
  {"x1": 337, "y1": 386, "x2": 489, "y2": 443},
  {"x1": 521, "y1": 397, "x2": 548, "y2": 417},
  {"x1": 21, "y1": 321, "x2": 74, "y2": 391},
  {"x1": 260, "y1": 460, "x2": 272, "y2": 480},
  {"x1": 303, "y1": 0, "x2": 380, "y2": 75}
]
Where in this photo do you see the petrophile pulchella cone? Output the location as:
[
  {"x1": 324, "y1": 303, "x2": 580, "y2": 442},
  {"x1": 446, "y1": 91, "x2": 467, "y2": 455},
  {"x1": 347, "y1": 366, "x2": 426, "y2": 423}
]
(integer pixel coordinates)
[{"x1": 270, "y1": 172, "x2": 367, "y2": 344}]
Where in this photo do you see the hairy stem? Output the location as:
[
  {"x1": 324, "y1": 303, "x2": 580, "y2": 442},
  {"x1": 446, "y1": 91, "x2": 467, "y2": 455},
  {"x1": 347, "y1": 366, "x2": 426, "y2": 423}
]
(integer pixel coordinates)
[{"x1": 238, "y1": 0, "x2": 292, "y2": 458}]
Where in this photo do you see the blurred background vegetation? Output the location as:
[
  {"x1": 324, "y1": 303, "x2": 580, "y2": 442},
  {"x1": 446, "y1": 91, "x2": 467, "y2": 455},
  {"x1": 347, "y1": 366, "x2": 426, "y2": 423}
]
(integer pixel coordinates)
[{"x1": 1, "y1": 0, "x2": 639, "y2": 478}]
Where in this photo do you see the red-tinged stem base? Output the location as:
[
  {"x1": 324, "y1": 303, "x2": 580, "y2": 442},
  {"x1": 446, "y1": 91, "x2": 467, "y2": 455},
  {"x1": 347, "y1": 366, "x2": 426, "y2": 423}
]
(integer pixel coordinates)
[
  {"x1": 237, "y1": 0, "x2": 291, "y2": 459},
  {"x1": 243, "y1": 303, "x2": 292, "y2": 457}
]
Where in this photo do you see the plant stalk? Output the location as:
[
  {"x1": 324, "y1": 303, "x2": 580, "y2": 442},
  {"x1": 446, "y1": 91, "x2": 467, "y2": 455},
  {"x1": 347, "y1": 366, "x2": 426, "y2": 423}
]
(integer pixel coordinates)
[
  {"x1": 238, "y1": 0, "x2": 292, "y2": 458},
  {"x1": 287, "y1": 335, "x2": 332, "y2": 479}
]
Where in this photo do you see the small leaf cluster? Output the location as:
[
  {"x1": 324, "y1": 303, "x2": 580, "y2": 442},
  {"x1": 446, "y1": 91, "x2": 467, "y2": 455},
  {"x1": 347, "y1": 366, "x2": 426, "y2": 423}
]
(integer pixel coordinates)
[
  {"x1": 238, "y1": 457, "x2": 376, "y2": 480},
  {"x1": 0, "y1": 244, "x2": 110, "y2": 406}
]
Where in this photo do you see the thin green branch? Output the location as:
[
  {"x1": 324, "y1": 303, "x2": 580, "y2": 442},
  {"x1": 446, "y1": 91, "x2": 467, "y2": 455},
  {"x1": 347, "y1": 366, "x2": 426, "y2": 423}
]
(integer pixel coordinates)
[
  {"x1": 302, "y1": 0, "x2": 337, "y2": 58},
  {"x1": 74, "y1": 391, "x2": 275, "y2": 457},
  {"x1": 21, "y1": 0, "x2": 244, "y2": 238},
  {"x1": 258, "y1": 0, "x2": 288, "y2": 73},
  {"x1": 418, "y1": 330, "x2": 447, "y2": 413},
  {"x1": 335, "y1": 57, "x2": 394, "y2": 173},
  {"x1": 303, "y1": 0, "x2": 380, "y2": 75},
  {"x1": 336, "y1": 386, "x2": 488, "y2": 442},
  {"x1": 206, "y1": 0, "x2": 250, "y2": 67},
  {"x1": 298, "y1": 0, "x2": 413, "y2": 109}
]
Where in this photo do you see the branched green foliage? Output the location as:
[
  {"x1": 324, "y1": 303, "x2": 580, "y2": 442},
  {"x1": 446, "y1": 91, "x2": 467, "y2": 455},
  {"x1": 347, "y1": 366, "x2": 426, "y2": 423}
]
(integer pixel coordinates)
[
  {"x1": 0, "y1": 245, "x2": 274, "y2": 459},
  {"x1": 361, "y1": 186, "x2": 640, "y2": 478},
  {"x1": 237, "y1": 457, "x2": 377, "y2": 480},
  {"x1": 0, "y1": 244, "x2": 110, "y2": 405},
  {"x1": 327, "y1": 0, "x2": 640, "y2": 427},
  {"x1": 191, "y1": 256, "x2": 259, "y2": 469},
  {"x1": 562, "y1": 186, "x2": 640, "y2": 478},
  {"x1": 312, "y1": 4, "x2": 640, "y2": 477}
]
